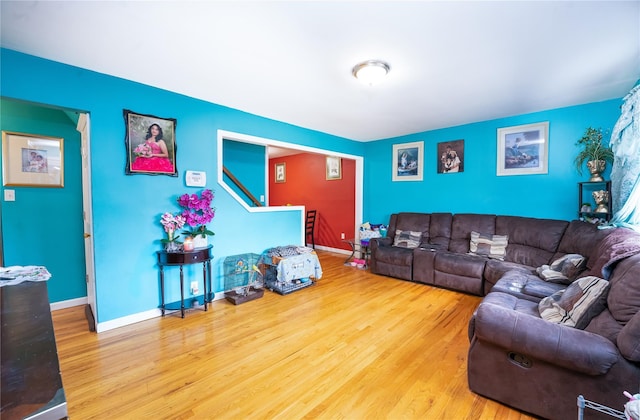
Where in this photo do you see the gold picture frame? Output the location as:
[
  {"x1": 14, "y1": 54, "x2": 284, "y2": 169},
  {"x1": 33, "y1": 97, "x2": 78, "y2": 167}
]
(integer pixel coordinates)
[
  {"x1": 2, "y1": 131, "x2": 64, "y2": 187},
  {"x1": 275, "y1": 162, "x2": 286, "y2": 183},
  {"x1": 326, "y1": 156, "x2": 342, "y2": 180}
]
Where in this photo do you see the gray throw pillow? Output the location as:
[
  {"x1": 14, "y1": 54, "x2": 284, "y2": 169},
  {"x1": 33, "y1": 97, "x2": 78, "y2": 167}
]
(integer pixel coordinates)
[
  {"x1": 393, "y1": 230, "x2": 422, "y2": 249},
  {"x1": 538, "y1": 276, "x2": 609, "y2": 329},
  {"x1": 469, "y1": 231, "x2": 508, "y2": 260},
  {"x1": 537, "y1": 253, "x2": 586, "y2": 285}
]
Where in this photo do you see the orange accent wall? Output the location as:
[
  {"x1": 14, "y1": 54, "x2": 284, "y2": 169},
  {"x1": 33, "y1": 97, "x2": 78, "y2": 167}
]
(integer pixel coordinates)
[{"x1": 269, "y1": 153, "x2": 354, "y2": 251}]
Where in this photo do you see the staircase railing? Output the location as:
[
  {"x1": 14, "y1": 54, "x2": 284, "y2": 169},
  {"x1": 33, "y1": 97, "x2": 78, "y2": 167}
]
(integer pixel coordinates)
[{"x1": 222, "y1": 166, "x2": 263, "y2": 207}]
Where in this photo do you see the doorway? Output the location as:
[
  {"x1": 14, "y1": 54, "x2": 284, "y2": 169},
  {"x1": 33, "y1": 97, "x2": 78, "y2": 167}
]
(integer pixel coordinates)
[{"x1": 0, "y1": 99, "x2": 95, "y2": 323}]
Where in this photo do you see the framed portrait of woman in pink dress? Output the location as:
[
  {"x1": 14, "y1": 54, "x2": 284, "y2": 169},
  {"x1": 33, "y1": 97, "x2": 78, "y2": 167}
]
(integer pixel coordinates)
[{"x1": 124, "y1": 109, "x2": 177, "y2": 176}]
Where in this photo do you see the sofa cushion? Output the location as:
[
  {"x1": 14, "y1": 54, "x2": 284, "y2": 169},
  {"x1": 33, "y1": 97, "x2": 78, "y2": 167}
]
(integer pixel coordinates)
[
  {"x1": 469, "y1": 231, "x2": 508, "y2": 260},
  {"x1": 618, "y1": 310, "x2": 640, "y2": 362},
  {"x1": 391, "y1": 213, "x2": 431, "y2": 242},
  {"x1": 483, "y1": 259, "x2": 535, "y2": 290},
  {"x1": 373, "y1": 245, "x2": 414, "y2": 265},
  {"x1": 434, "y1": 251, "x2": 487, "y2": 282},
  {"x1": 449, "y1": 214, "x2": 496, "y2": 254},
  {"x1": 584, "y1": 309, "x2": 623, "y2": 344},
  {"x1": 607, "y1": 253, "x2": 640, "y2": 324},
  {"x1": 393, "y1": 229, "x2": 422, "y2": 249},
  {"x1": 491, "y1": 269, "x2": 564, "y2": 302},
  {"x1": 428, "y1": 212, "x2": 452, "y2": 249},
  {"x1": 495, "y1": 216, "x2": 568, "y2": 267},
  {"x1": 553, "y1": 220, "x2": 610, "y2": 271},
  {"x1": 538, "y1": 276, "x2": 610, "y2": 329},
  {"x1": 536, "y1": 253, "x2": 586, "y2": 285}
]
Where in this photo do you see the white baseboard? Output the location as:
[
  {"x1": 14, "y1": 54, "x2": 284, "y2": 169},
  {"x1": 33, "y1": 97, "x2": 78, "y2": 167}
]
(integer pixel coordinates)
[
  {"x1": 50, "y1": 296, "x2": 87, "y2": 311},
  {"x1": 314, "y1": 245, "x2": 350, "y2": 255},
  {"x1": 96, "y1": 308, "x2": 162, "y2": 333},
  {"x1": 95, "y1": 292, "x2": 227, "y2": 333}
]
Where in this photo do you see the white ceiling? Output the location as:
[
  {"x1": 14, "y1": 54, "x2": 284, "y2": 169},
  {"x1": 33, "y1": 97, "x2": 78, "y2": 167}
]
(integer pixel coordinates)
[{"x1": 1, "y1": 1, "x2": 639, "y2": 142}]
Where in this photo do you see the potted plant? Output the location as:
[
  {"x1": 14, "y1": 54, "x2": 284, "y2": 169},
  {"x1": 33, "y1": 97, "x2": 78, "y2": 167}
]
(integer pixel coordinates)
[
  {"x1": 160, "y1": 212, "x2": 186, "y2": 252},
  {"x1": 178, "y1": 189, "x2": 216, "y2": 248},
  {"x1": 574, "y1": 127, "x2": 614, "y2": 182}
]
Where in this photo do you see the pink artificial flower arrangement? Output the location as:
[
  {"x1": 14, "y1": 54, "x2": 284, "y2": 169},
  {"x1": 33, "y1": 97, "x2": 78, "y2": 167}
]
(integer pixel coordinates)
[
  {"x1": 160, "y1": 212, "x2": 186, "y2": 243},
  {"x1": 178, "y1": 189, "x2": 215, "y2": 238}
]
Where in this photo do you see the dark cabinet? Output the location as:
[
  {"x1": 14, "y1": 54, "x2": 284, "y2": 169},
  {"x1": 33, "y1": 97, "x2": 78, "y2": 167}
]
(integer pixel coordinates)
[{"x1": 1, "y1": 282, "x2": 67, "y2": 419}]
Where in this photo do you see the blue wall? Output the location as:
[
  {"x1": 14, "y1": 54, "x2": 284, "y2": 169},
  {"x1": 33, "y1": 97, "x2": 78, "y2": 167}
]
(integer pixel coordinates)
[
  {"x1": 0, "y1": 48, "x2": 626, "y2": 327},
  {"x1": 1, "y1": 49, "x2": 364, "y2": 324},
  {"x1": 223, "y1": 139, "x2": 266, "y2": 206},
  {"x1": 0, "y1": 99, "x2": 87, "y2": 302},
  {"x1": 363, "y1": 100, "x2": 622, "y2": 224}
]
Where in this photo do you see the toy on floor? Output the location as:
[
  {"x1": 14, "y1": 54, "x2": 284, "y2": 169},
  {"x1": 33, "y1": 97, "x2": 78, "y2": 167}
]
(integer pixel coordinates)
[{"x1": 624, "y1": 391, "x2": 640, "y2": 420}]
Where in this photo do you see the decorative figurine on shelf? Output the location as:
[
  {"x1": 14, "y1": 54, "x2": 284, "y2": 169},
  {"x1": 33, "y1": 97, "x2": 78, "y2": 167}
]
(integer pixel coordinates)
[
  {"x1": 580, "y1": 203, "x2": 592, "y2": 213},
  {"x1": 592, "y1": 190, "x2": 610, "y2": 213}
]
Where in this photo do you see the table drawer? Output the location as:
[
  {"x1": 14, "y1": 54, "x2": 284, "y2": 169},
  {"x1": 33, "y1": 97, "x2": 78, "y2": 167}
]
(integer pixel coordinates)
[{"x1": 157, "y1": 246, "x2": 212, "y2": 266}]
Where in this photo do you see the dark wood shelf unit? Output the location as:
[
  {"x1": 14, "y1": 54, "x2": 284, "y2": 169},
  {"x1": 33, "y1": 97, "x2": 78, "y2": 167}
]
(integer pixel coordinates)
[{"x1": 578, "y1": 180, "x2": 612, "y2": 222}]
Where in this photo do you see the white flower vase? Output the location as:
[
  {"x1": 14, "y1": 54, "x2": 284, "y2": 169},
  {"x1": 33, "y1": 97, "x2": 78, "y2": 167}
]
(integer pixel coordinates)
[{"x1": 193, "y1": 234, "x2": 208, "y2": 249}]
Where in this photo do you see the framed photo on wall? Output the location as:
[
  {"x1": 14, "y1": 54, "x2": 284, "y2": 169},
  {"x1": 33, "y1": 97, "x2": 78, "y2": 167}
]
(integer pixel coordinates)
[
  {"x1": 275, "y1": 162, "x2": 286, "y2": 183},
  {"x1": 326, "y1": 156, "x2": 342, "y2": 180},
  {"x1": 437, "y1": 139, "x2": 464, "y2": 174},
  {"x1": 392, "y1": 141, "x2": 423, "y2": 181},
  {"x1": 124, "y1": 109, "x2": 177, "y2": 176},
  {"x1": 1, "y1": 131, "x2": 64, "y2": 187},
  {"x1": 497, "y1": 122, "x2": 549, "y2": 176}
]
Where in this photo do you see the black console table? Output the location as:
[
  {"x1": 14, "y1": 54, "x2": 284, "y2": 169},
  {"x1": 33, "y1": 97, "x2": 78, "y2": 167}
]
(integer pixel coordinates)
[{"x1": 156, "y1": 245, "x2": 213, "y2": 318}]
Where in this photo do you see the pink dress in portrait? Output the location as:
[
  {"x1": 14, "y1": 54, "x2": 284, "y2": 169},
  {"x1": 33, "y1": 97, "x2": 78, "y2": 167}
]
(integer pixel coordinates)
[{"x1": 131, "y1": 141, "x2": 174, "y2": 173}]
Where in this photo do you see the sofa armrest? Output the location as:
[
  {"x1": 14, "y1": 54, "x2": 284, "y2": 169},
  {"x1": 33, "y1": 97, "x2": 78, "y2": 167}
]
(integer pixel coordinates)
[
  {"x1": 370, "y1": 237, "x2": 392, "y2": 249},
  {"x1": 474, "y1": 299, "x2": 619, "y2": 376}
]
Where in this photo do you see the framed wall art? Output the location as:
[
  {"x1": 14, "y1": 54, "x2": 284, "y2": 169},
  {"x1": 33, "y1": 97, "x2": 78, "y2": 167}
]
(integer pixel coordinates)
[
  {"x1": 497, "y1": 122, "x2": 549, "y2": 176},
  {"x1": 124, "y1": 109, "x2": 177, "y2": 176},
  {"x1": 326, "y1": 156, "x2": 342, "y2": 180},
  {"x1": 275, "y1": 162, "x2": 286, "y2": 183},
  {"x1": 437, "y1": 139, "x2": 464, "y2": 174},
  {"x1": 2, "y1": 131, "x2": 64, "y2": 187},
  {"x1": 392, "y1": 141, "x2": 423, "y2": 181}
]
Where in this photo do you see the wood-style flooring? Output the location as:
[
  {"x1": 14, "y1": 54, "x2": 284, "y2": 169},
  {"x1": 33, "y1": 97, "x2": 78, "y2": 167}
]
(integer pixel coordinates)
[{"x1": 51, "y1": 251, "x2": 534, "y2": 419}]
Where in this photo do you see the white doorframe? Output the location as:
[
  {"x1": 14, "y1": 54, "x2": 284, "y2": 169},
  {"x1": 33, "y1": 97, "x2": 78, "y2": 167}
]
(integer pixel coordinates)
[{"x1": 77, "y1": 113, "x2": 97, "y2": 330}]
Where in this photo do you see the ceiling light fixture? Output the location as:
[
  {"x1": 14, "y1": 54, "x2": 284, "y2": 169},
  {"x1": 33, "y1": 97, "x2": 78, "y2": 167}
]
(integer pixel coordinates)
[{"x1": 352, "y1": 60, "x2": 390, "y2": 86}]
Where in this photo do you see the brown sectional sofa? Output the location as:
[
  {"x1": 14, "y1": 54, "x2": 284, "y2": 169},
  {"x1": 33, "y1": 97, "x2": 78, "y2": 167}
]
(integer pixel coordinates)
[
  {"x1": 370, "y1": 212, "x2": 602, "y2": 295},
  {"x1": 369, "y1": 212, "x2": 640, "y2": 419},
  {"x1": 468, "y1": 254, "x2": 640, "y2": 420}
]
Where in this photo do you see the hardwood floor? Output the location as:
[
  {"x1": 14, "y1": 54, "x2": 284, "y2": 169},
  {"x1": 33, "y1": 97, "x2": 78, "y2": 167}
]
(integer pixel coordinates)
[{"x1": 52, "y1": 251, "x2": 534, "y2": 419}]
